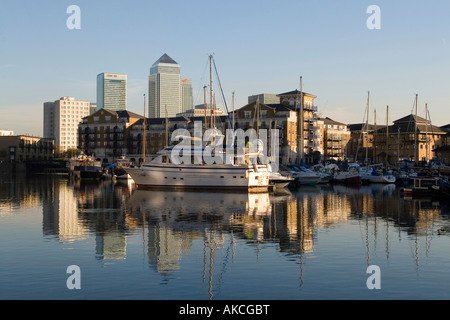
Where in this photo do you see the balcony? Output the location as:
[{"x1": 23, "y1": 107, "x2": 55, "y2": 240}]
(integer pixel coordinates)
[{"x1": 304, "y1": 105, "x2": 318, "y2": 112}]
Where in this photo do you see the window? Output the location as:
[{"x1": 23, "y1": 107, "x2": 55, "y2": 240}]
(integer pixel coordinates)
[{"x1": 244, "y1": 111, "x2": 252, "y2": 119}]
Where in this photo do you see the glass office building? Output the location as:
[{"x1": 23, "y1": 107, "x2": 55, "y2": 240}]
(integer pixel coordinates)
[
  {"x1": 97, "y1": 73, "x2": 127, "y2": 111},
  {"x1": 148, "y1": 54, "x2": 192, "y2": 118}
]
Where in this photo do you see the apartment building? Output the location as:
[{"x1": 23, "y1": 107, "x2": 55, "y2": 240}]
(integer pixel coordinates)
[
  {"x1": 78, "y1": 109, "x2": 143, "y2": 163},
  {"x1": 43, "y1": 97, "x2": 92, "y2": 152},
  {"x1": 319, "y1": 117, "x2": 351, "y2": 161},
  {"x1": 374, "y1": 114, "x2": 446, "y2": 164}
]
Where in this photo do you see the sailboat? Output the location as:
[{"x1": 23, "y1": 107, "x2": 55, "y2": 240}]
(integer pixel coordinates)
[
  {"x1": 125, "y1": 55, "x2": 271, "y2": 192},
  {"x1": 359, "y1": 92, "x2": 396, "y2": 184}
]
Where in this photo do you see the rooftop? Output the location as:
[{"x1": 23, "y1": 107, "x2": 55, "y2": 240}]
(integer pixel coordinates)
[{"x1": 152, "y1": 53, "x2": 179, "y2": 66}]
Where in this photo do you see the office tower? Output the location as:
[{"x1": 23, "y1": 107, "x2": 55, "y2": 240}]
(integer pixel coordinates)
[
  {"x1": 148, "y1": 53, "x2": 192, "y2": 118},
  {"x1": 43, "y1": 97, "x2": 92, "y2": 152},
  {"x1": 181, "y1": 78, "x2": 193, "y2": 113},
  {"x1": 97, "y1": 73, "x2": 127, "y2": 111}
]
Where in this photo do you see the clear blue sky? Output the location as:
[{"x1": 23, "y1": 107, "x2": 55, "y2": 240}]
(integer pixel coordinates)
[{"x1": 1, "y1": 0, "x2": 450, "y2": 136}]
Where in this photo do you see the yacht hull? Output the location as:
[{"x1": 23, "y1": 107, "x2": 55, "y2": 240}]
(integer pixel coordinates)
[{"x1": 125, "y1": 164, "x2": 270, "y2": 192}]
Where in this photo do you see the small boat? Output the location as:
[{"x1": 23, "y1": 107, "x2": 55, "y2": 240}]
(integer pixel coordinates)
[
  {"x1": 360, "y1": 167, "x2": 396, "y2": 184},
  {"x1": 311, "y1": 164, "x2": 334, "y2": 184},
  {"x1": 110, "y1": 156, "x2": 134, "y2": 180},
  {"x1": 401, "y1": 176, "x2": 441, "y2": 198},
  {"x1": 269, "y1": 171, "x2": 294, "y2": 189},
  {"x1": 68, "y1": 154, "x2": 103, "y2": 180},
  {"x1": 333, "y1": 163, "x2": 362, "y2": 184},
  {"x1": 281, "y1": 165, "x2": 321, "y2": 186},
  {"x1": 430, "y1": 177, "x2": 450, "y2": 197}
]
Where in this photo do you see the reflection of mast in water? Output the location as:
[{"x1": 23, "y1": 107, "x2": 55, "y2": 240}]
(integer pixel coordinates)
[
  {"x1": 297, "y1": 197, "x2": 304, "y2": 287},
  {"x1": 202, "y1": 228, "x2": 234, "y2": 300}
]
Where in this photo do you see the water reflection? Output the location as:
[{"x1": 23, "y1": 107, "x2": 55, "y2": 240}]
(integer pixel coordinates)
[{"x1": 3, "y1": 176, "x2": 450, "y2": 279}]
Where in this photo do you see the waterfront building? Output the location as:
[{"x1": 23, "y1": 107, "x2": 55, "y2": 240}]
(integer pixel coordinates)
[
  {"x1": 319, "y1": 117, "x2": 351, "y2": 161},
  {"x1": 96, "y1": 73, "x2": 127, "y2": 111},
  {"x1": 0, "y1": 130, "x2": 14, "y2": 136},
  {"x1": 277, "y1": 90, "x2": 321, "y2": 164},
  {"x1": 77, "y1": 109, "x2": 143, "y2": 164},
  {"x1": 233, "y1": 100, "x2": 298, "y2": 166},
  {"x1": 127, "y1": 115, "x2": 229, "y2": 160},
  {"x1": 248, "y1": 94, "x2": 280, "y2": 105},
  {"x1": 148, "y1": 54, "x2": 192, "y2": 118},
  {"x1": 374, "y1": 114, "x2": 446, "y2": 164},
  {"x1": 347, "y1": 123, "x2": 376, "y2": 163},
  {"x1": 176, "y1": 104, "x2": 225, "y2": 118},
  {"x1": 43, "y1": 97, "x2": 92, "y2": 152},
  {"x1": 0, "y1": 135, "x2": 54, "y2": 162}
]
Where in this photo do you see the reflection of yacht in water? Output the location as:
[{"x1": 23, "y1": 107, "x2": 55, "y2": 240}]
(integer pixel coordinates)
[{"x1": 127, "y1": 189, "x2": 268, "y2": 221}]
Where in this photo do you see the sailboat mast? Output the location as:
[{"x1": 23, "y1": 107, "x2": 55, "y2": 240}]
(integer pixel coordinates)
[
  {"x1": 365, "y1": 91, "x2": 370, "y2": 166},
  {"x1": 165, "y1": 104, "x2": 168, "y2": 148},
  {"x1": 203, "y1": 86, "x2": 208, "y2": 130},
  {"x1": 425, "y1": 103, "x2": 429, "y2": 162},
  {"x1": 232, "y1": 92, "x2": 235, "y2": 131},
  {"x1": 373, "y1": 108, "x2": 377, "y2": 163},
  {"x1": 386, "y1": 105, "x2": 389, "y2": 165},
  {"x1": 414, "y1": 94, "x2": 418, "y2": 164},
  {"x1": 297, "y1": 76, "x2": 303, "y2": 165},
  {"x1": 209, "y1": 54, "x2": 214, "y2": 128},
  {"x1": 256, "y1": 97, "x2": 260, "y2": 137},
  {"x1": 143, "y1": 94, "x2": 146, "y2": 164}
]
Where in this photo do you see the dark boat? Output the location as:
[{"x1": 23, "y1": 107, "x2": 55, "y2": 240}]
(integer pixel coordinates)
[
  {"x1": 401, "y1": 177, "x2": 441, "y2": 198},
  {"x1": 69, "y1": 154, "x2": 103, "y2": 180}
]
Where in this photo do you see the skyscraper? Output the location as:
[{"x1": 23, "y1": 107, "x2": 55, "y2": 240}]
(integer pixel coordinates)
[
  {"x1": 148, "y1": 54, "x2": 192, "y2": 118},
  {"x1": 181, "y1": 78, "x2": 194, "y2": 113},
  {"x1": 97, "y1": 73, "x2": 127, "y2": 111}
]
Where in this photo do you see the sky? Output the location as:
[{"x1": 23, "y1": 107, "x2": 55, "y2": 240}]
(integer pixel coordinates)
[{"x1": 1, "y1": 0, "x2": 450, "y2": 136}]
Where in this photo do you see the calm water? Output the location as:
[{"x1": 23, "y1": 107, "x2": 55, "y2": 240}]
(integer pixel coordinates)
[{"x1": 1, "y1": 174, "x2": 450, "y2": 300}]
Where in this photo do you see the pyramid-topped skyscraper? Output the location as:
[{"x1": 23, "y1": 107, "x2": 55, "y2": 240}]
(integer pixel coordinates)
[{"x1": 148, "y1": 53, "x2": 192, "y2": 118}]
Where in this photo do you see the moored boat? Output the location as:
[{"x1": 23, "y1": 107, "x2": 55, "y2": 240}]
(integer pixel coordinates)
[
  {"x1": 360, "y1": 166, "x2": 396, "y2": 184},
  {"x1": 401, "y1": 176, "x2": 441, "y2": 198},
  {"x1": 68, "y1": 154, "x2": 103, "y2": 180},
  {"x1": 269, "y1": 171, "x2": 294, "y2": 189},
  {"x1": 110, "y1": 156, "x2": 134, "y2": 180},
  {"x1": 280, "y1": 165, "x2": 321, "y2": 186},
  {"x1": 333, "y1": 163, "x2": 362, "y2": 184},
  {"x1": 125, "y1": 139, "x2": 271, "y2": 192}
]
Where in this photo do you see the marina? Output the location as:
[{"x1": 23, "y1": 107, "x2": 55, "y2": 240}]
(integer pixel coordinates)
[{"x1": 2, "y1": 174, "x2": 450, "y2": 300}]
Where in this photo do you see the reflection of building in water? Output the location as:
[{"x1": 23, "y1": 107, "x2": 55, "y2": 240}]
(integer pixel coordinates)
[
  {"x1": 412, "y1": 200, "x2": 442, "y2": 236},
  {"x1": 0, "y1": 177, "x2": 44, "y2": 212},
  {"x1": 127, "y1": 190, "x2": 247, "y2": 274},
  {"x1": 320, "y1": 191, "x2": 352, "y2": 225},
  {"x1": 42, "y1": 179, "x2": 89, "y2": 242},
  {"x1": 229, "y1": 193, "x2": 271, "y2": 241},
  {"x1": 147, "y1": 225, "x2": 195, "y2": 274},
  {"x1": 270, "y1": 188, "x2": 353, "y2": 254},
  {"x1": 96, "y1": 230, "x2": 126, "y2": 260}
]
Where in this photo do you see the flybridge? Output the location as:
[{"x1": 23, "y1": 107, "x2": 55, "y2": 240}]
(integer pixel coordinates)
[{"x1": 168, "y1": 121, "x2": 280, "y2": 167}]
